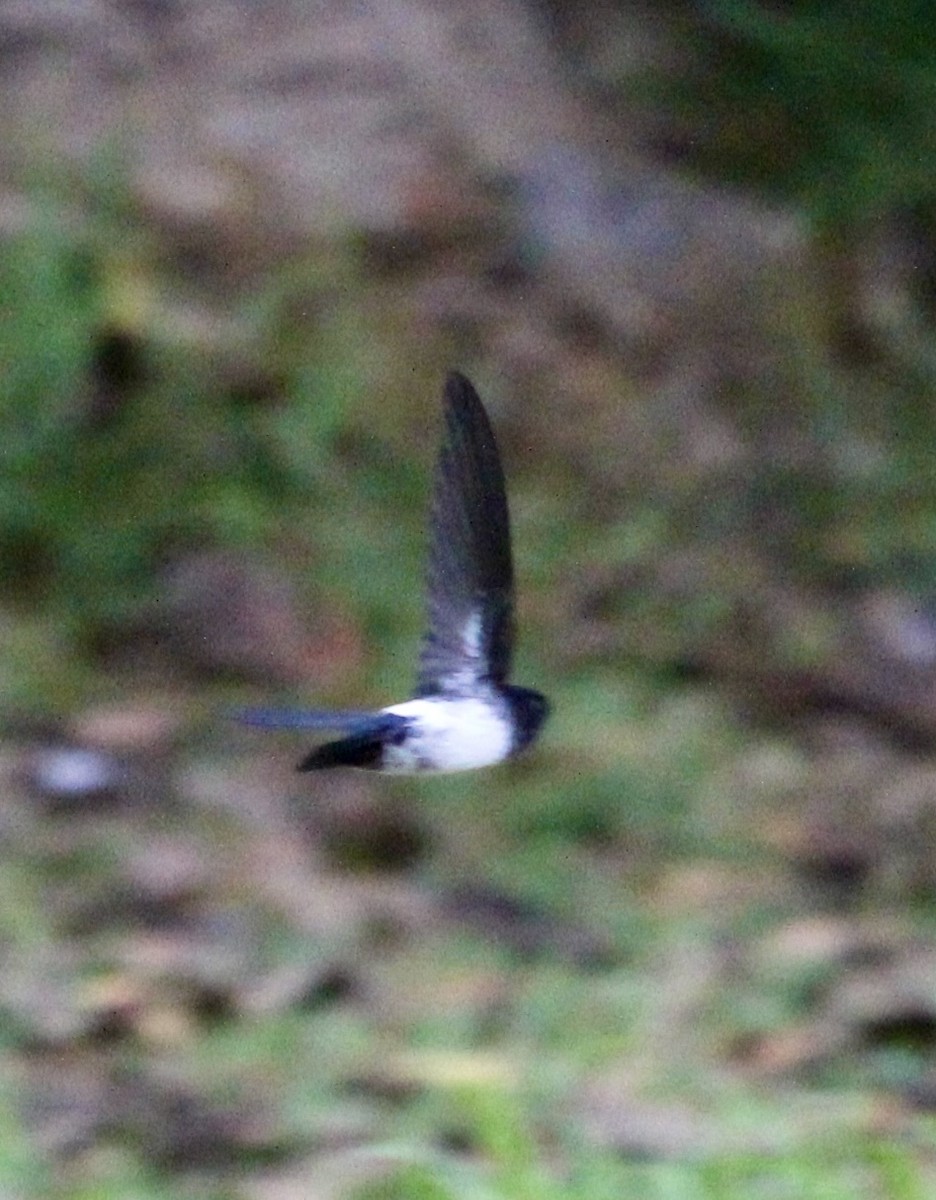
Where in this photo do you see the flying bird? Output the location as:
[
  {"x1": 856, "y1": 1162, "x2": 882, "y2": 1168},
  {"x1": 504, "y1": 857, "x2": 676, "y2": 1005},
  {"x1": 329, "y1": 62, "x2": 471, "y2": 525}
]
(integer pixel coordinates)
[{"x1": 237, "y1": 372, "x2": 549, "y2": 773}]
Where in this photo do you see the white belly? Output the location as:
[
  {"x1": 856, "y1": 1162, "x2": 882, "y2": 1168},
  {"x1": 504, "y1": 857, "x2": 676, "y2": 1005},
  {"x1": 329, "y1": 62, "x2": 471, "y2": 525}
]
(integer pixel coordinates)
[{"x1": 380, "y1": 696, "x2": 513, "y2": 773}]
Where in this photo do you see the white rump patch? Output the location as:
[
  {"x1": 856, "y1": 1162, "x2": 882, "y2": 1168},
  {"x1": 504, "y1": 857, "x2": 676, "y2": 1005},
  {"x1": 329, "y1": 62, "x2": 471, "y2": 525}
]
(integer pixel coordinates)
[{"x1": 380, "y1": 695, "x2": 512, "y2": 773}]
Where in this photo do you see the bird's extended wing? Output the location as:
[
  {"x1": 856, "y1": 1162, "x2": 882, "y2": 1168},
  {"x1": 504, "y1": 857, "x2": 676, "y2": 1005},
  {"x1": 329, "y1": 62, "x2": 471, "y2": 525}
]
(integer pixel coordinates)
[{"x1": 416, "y1": 373, "x2": 514, "y2": 695}]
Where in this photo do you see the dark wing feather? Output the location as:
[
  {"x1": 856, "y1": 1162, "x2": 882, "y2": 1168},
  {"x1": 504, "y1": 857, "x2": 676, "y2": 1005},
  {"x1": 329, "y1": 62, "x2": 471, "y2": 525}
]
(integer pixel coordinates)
[
  {"x1": 416, "y1": 373, "x2": 514, "y2": 695},
  {"x1": 296, "y1": 713, "x2": 410, "y2": 772}
]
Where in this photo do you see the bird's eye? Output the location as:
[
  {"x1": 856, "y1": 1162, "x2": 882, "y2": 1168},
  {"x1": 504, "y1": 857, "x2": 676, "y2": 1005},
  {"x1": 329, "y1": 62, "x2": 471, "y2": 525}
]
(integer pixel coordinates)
[{"x1": 392, "y1": 727, "x2": 408, "y2": 746}]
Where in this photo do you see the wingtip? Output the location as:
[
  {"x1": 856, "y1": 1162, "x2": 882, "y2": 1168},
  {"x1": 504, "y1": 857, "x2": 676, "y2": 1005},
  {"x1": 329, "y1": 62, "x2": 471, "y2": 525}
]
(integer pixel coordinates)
[
  {"x1": 444, "y1": 370, "x2": 481, "y2": 408},
  {"x1": 443, "y1": 372, "x2": 496, "y2": 439}
]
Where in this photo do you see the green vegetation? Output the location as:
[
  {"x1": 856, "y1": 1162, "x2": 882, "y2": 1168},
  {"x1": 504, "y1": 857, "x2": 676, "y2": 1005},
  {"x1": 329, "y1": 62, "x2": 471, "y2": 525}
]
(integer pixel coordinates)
[{"x1": 661, "y1": 1, "x2": 936, "y2": 233}]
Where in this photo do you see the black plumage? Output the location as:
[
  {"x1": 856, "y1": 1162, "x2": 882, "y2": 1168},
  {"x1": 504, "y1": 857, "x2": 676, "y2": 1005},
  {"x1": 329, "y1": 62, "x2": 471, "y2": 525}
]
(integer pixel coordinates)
[{"x1": 418, "y1": 372, "x2": 515, "y2": 694}]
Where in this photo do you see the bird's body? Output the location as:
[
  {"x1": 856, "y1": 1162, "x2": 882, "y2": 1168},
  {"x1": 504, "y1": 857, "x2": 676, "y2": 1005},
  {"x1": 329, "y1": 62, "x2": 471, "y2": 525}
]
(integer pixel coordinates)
[
  {"x1": 237, "y1": 372, "x2": 549, "y2": 773},
  {"x1": 306, "y1": 694, "x2": 515, "y2": 774}
]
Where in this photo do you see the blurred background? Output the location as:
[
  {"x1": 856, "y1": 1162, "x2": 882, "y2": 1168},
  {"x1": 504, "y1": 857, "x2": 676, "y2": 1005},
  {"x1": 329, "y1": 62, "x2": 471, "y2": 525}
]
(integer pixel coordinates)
[{"x1": 4, "y1": 2, "x2": 936, "y2": 1197}]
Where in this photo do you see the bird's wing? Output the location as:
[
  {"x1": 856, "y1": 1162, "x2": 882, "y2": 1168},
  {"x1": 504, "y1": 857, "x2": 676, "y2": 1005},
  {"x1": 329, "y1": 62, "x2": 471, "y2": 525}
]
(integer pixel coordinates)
[
  {"x1": 233, "y1": 707, "x2": 379, "y2": 731},
  {"x1": 297, "y1": 712, "x2": 410, "y2": 772},
  {"x1": 416, "y1": 373, "x2": 514, "y2": 695}
]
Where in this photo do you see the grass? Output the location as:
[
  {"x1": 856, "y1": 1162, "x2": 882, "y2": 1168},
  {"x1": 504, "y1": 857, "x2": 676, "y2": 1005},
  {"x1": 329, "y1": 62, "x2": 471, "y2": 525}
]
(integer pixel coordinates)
[{"x1": 361, "y1": 1104, "x2": 935, "y2": 1200}]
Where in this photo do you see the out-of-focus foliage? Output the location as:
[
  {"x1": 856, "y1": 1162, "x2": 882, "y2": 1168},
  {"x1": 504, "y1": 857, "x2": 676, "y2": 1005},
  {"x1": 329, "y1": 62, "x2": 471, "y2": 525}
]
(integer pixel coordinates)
[
  {"x1": 609, "y1": 0, "x2": 936, "y2": 607},
  {"x1": 0, "y1": 173, "x2": 401, "y2": 646},
  {"x1": 660, "y1": 1, "x2": 936, "y2": 233}
]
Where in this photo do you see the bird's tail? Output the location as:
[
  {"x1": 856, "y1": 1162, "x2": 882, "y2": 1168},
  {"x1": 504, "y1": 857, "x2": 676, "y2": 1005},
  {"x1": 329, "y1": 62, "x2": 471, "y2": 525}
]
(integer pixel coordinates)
[{"x1": 232, "y1": 708, "x2": 376, "y2": 730}]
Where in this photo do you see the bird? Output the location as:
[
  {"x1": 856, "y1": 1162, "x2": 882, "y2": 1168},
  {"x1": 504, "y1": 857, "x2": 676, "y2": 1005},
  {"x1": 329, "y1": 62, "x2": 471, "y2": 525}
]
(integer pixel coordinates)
[{"x1": 236, "y1": 372, "x2": 549, "y2": 773}]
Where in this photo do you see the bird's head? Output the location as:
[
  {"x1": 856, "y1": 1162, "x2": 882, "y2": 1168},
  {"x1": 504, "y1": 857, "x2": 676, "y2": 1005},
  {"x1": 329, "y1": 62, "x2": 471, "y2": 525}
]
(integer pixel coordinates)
[{"x1": 505, "y1": 686, "x2": 550, "y2": 752}]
